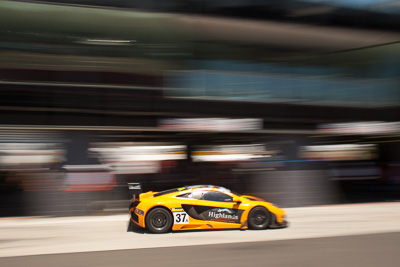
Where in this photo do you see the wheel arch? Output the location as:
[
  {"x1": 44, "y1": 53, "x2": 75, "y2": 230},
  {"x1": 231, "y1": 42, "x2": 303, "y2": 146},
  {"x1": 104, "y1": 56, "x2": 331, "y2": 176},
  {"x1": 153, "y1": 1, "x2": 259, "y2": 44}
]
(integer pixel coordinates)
[
  {"x1": 143, "y1": 205, "x2": 173, "y2": 228},
  {"x1": 249, "y1": 205, "x2": 271, "y2": 213}
]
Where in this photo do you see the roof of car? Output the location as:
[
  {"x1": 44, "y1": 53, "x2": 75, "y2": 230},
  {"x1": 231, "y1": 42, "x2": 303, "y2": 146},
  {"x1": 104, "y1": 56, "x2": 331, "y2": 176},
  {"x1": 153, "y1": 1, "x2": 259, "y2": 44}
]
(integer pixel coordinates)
[
  {"x1": 153, "y1": 185, "x2": 232, "y2": 197},
  {"x1": 186, "y1": 185, "x2": 227, "y2": 190}
]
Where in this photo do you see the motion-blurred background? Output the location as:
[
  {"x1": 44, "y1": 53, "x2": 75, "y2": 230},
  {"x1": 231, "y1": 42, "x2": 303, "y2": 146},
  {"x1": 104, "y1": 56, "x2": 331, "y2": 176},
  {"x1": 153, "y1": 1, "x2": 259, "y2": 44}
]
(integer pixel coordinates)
[{"x1": 1, "y1": 0, "x2": 400, "y2": 217}]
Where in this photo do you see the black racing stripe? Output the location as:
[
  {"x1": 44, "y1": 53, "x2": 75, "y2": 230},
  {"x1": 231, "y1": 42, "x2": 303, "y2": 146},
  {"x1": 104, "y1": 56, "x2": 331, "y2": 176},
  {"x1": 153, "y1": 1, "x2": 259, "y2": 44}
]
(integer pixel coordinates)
[
  {"x1": 181, "y1": 204, "x2": 244, "y2": 223},
  {"x1": 181, "y1": 204, "x2": 205, "y2": 220}
]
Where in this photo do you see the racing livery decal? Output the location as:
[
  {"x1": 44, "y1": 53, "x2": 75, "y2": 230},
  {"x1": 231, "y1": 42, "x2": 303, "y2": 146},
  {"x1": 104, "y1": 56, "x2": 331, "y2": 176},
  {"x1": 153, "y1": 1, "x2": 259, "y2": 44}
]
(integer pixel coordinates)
[
  {"x1": 181, "y1": 204, "x2": 244, "y2": 224},
  {"x1": 173, "y1": 211, "x2": 189, "y2": 224}
]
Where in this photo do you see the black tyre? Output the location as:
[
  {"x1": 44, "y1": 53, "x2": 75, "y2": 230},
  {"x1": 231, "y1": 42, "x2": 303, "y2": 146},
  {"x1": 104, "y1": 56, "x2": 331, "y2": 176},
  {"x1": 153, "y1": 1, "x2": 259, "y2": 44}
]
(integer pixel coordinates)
[
  {"x1": 248, "y1": 206, "x2": 271, "y2": 230},
  {"x1": 145, "y1": 207, "x2": 173, "y2": 233}
]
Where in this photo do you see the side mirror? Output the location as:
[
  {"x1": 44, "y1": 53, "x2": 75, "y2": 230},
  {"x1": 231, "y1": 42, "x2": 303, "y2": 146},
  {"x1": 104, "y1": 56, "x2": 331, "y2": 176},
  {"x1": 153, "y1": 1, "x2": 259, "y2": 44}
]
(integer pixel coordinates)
[{"x1": 232, "y1": 196, "x2": 241, "y2": 204}]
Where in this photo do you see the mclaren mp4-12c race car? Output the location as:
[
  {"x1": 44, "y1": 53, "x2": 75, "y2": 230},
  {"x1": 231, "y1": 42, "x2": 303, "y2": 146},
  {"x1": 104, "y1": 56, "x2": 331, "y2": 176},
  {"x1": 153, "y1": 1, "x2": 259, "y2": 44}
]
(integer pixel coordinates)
[{"x1": 128, "y1": 184, "x2": 287, "y2": 233}]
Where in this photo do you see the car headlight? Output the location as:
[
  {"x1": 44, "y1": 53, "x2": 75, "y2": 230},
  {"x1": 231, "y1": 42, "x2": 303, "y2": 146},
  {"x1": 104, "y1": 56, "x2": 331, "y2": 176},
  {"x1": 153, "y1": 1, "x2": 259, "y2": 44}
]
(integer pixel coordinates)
[{"x1": 134, "y1": 208, "x2": 145, "y2": 216}]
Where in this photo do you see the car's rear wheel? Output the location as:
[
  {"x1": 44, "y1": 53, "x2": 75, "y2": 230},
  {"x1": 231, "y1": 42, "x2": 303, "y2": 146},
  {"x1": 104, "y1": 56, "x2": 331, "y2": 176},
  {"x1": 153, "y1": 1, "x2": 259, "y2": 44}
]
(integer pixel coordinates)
[
  {"x1": 248, "y1": 207, "x2": 271, "y2": 230},
  {"x1": 145, "y1": 207, "x2": 173, "y2": 233}
]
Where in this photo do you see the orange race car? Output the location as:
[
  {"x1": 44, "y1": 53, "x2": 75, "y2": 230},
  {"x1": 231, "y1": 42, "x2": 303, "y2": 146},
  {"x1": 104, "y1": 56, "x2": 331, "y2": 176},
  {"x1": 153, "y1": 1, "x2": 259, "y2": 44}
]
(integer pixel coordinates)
[{"x1": 128, "y1": 184, "x2": 287, "y2": 233}]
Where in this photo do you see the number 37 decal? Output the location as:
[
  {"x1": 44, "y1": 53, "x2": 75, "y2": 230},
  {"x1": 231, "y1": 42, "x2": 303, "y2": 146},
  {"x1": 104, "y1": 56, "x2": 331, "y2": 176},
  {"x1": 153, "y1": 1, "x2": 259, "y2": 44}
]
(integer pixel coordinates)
[{"x1": 173, "y1": 211, "x2": 189, "y2": 224}]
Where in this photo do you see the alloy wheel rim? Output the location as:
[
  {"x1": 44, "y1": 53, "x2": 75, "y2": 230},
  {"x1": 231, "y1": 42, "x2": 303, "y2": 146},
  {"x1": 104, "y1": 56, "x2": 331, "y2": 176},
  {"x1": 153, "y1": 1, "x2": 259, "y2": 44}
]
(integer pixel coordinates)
[
  {"x1": 252, "y1": 211, "x2": 267, "y2": 226},
  {"x1": 152, "y1": 212, "x2": 167, "y2": 229}
]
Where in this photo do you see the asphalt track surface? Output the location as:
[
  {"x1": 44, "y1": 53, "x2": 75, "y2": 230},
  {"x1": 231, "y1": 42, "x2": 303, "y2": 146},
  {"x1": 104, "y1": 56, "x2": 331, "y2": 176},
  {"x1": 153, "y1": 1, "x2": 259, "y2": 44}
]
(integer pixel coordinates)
[
  {"x1": 1, "y1": 202, "x2": 400, "y2": 266},
  {"x1": 1, "y1": 232, "x2": 399, "y2": 267}
]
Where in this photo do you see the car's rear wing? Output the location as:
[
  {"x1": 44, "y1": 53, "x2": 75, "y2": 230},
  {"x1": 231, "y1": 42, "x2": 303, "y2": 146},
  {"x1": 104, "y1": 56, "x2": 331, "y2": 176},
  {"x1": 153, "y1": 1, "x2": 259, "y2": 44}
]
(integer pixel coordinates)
[{"x1": 128, "y1": 183, "x2": 142, "y2": 201}]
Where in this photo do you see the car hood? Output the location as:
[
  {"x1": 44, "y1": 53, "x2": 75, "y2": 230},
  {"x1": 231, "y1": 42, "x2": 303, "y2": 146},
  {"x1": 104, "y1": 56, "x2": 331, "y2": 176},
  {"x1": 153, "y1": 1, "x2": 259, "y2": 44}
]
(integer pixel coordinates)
[{"x1": 139, "y1": 191, "x2": 155, "y2": 200}]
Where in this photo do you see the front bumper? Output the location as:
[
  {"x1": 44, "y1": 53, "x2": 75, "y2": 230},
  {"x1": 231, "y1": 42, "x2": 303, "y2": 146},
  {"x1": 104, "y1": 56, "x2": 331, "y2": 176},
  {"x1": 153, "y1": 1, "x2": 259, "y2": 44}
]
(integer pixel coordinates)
[
  {"x1": 269, "y1": 212, "x2": 288, "y2": 229},
  {"x1": 129, "y1": 201, "x2": 141, "y2": 223},
  {"x1": 269, "y1": 220, "x2": 288, "y2": 229}
]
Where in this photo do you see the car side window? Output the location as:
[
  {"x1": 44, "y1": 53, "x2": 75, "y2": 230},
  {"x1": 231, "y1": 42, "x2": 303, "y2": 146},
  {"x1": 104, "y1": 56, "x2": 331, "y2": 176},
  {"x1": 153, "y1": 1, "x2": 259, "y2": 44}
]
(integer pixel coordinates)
[
  {"x1": 190, "y1": 190, "x2": 205, "y2": 200},
  {"x1": 202, "y1": 191, "x2": 233, "y2": 202},
  {"x1": 176, "y1": 193, "x2": 193, "y2": 199},
  {"x1": 176, "y1": 191, "x2": 205, "y2": 199}
]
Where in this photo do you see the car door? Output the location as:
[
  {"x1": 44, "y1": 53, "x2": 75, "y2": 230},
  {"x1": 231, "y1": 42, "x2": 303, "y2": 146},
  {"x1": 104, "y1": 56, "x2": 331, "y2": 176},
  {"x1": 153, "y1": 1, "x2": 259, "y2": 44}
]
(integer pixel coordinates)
[
  {"x1": 181, "y1": 190, "x2": 244, "y2": 227},
  {"x1": 173, "y1": 191, "x2": 199, "y2": 225}
]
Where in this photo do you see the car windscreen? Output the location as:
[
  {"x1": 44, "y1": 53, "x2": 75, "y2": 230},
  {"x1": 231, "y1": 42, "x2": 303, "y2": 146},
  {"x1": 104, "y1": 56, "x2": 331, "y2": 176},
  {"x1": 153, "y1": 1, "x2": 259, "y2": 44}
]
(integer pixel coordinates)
[{"x1": 229, "y1": 190, "x2": 242, "y2": 197}]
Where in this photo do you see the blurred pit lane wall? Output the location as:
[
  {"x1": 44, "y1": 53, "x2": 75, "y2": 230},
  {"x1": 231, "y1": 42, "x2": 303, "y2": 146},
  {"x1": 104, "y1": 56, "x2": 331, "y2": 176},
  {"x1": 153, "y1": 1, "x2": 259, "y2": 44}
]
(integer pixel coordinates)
[
  {"x1": 249, "y1": 170, "x2": 340, "y2": 207},
  {"x1": 2, "y1": 128, "x2": 400, "y2": 217},
  {"x1": 0, "y1": 133, "x2": 333, "y2": 217},
  {"x1": 0, "y1": 140, "x2": 67, "y2": 216}
]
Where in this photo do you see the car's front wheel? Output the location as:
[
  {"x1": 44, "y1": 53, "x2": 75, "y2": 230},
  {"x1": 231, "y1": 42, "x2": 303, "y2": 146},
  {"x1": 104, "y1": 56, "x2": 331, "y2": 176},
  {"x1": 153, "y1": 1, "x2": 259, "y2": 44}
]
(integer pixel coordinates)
[
  {"x1": 145, "y1": 207, "x2": 173, "y2": 233},
  {"x1": 248, "y1": 206, "x2": 271, "y2": 230}
]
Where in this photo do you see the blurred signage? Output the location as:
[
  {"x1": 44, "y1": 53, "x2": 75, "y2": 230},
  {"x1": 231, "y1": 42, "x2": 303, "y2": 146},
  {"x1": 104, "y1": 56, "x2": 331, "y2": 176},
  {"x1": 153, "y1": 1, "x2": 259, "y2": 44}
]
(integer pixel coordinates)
[
  {"x1": 109, "y1": 162, "x2": 160, "y2": 174},
  {"x1": 0, "y1": 142, "x2": 65, "y2": 169},
  {"x1": 159, "y1": 118, "x2": 262, "y2": 131},
  {"x1": 317, "y1": 121, "x2": 400, "y2": 134},
  {"x1": 192, "y1": 144, "x2": 271, "y2": 162},
  {"x1": 299, "y1": 144, "x2": 377, "y2": 161},
  {"x1": 64, "y1": 172, "x2": 116, "y2": 192},
  {"x1": 91, "y1": 145, "x2": 186, "y2": 162},
  {"x1": 89, "y1": 143, "x2": 185, "y2": 174}
]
